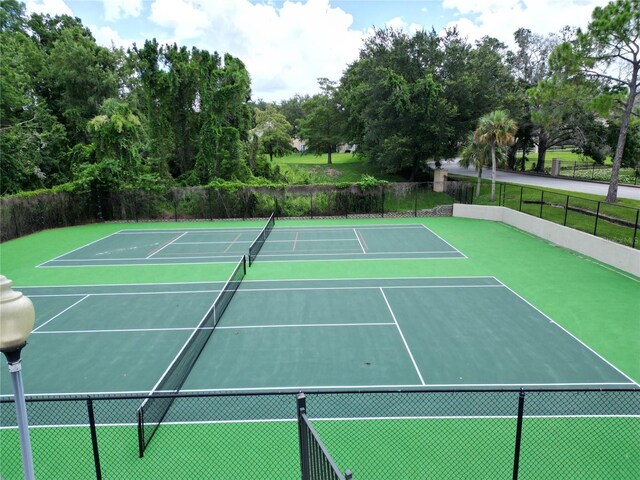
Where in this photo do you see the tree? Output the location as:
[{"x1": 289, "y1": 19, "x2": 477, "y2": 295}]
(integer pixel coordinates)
[
  {"x1": 459, "y1": 133, "x2": 496, "y2": 197},
  {"x1": 551, "y1": 0, "x2": 639, "y2": 202},
  {"x1": 299, "y1": 79, "x2": 346, "y2": 164},
  {"x1": 278, "y1": 94, "x2": 309, "y2": 137},
  {"x1": 253, "y1": 105, "x2": 293, "y2": 162},
  {"x1": 74, "y1": 98, "x2": 153, "y2": 190},
  {"x1": 341, "y1": 28, "x2": 455, "y2": 178},
  {"x1": 474, "y1": 110, "x2": 517, "y2": 201}
]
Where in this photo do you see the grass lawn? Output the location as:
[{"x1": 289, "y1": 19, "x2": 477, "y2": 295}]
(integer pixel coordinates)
[
  {"x1": 454, "y1": 176, "x2": 640, "y2": 247},
  {"x1": 275, "y1": 152, "x2": 405, "y2": 183}
]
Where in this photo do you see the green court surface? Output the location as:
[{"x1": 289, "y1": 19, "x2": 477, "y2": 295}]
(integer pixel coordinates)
[
  {"x1": 0, "y1": 216, "x2": 638, "y2": 479},
  {"x1": 38, "y1": 224, "x2": 464, "y2": 267},
  {"x1": 0, "y1": 277, "x2": 634, "y2": 396}
]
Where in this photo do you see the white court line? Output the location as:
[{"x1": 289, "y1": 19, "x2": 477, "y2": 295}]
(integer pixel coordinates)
[
  {"x1": 16, "y1": 275, "x2": 498, "y2": 289},
  {"x1": 493, "y1": 277, "x2": 640, "y2": 387},
  {"x1": 419, "y1": 224, "x2": 467, "y2": 259},
  {"x1": 36, "y1": 231, "x2": 122, "y2": 267},
  {"x1": 28, "y1": 284, "x2": 503, "y2": 299},
  {"x1": 354, "y1": 228, "x2": 366, "y2": 253},
  {"x1": 32, "y1": 296, "x2": 90, "y2": 332},
  {"x1": 31, "y1": 323, "x2": 396, "y2": 335},
  {"x1": 146, "y1": 231, "x2": 189, "y2": 258},
  {"x1": 29, "y1": 290, "x2": 219, "y2": 298},
  {"x1": 3, "y1": 413, "x2": 639, "y2": 431},
  {"x1": 379, "y1": 288, "x2": 426, "y2": 386}
]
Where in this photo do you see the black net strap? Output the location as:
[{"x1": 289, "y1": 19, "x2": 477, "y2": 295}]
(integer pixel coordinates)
[
  {"x1": 248, "y1": 213, "x2": 275, "y2": 266},
  {"x1": 137, "y1": 255, "x2": 247, "y2": 456}
]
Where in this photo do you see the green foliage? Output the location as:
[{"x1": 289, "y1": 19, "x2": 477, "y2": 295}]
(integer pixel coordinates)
[
  {"x1": 253, "y1": 105, "x2": 293, "y2": 161},
  {"x1": 298, "y1": 79, "x2": 347, "y2": 163}
]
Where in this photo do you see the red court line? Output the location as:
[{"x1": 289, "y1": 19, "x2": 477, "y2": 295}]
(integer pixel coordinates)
[
  {"x1": 292, "y1": 232, "x2": 299, "y2": 252},
  {"x1": 224, "y1": 234, "x2": 242, "y2": 253}
]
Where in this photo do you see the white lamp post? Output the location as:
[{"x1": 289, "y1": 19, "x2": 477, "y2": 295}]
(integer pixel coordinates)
[{"x1": 0, "y1": 275, "x2": 36, "y2": 480}]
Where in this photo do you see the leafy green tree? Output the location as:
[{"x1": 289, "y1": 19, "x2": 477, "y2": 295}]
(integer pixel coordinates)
[
  {"x1": 551, "y1": 0, "x2": 639, "y2": 202},
  {"x1": 74, "y1": 98, "x2": 154, "y2": 190},
  {"x1": 278, "y1": 94, "x2": 309, "y2": 137},
  {"x1": 253, "y1": 105, "x2": 293, "y2": 162},
  {"x1": 474, "y1": 110, "x2": 517, "y2": 201},
  {"x1": 299, "y1": 79, "x2": 346, "y2": 165},
  {"x1": 341, "y1": 28, "x2": 455, "y2": 179}
]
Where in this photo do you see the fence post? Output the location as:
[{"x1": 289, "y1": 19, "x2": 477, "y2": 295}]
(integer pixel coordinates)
[
  {"x1": 592, "y1": 163, "x2": 595, "y2": 179},
  {"x1": 414, "y1": 185, "x2": 418, "y2": 217},
  {"x1": 512, "y1": 389, "x2": 526, "y2": 480},
  {"x1": 381, "y1": 186, "x2": 385, "y2": 218},
  {"x1": 593, "y1": 201, "x2": 601, "y2": 236},
  {"x1": 539, "y1": 191, "x2": 544, "y2": 218},
  {"x1": 519, "y1": 186, "x2": 523, "y2": 211},
  {"x1": 563, "y1": 195, "x2": 569, "y2": 226},
  {"x1": 87, "y1": 399, "x2": 102, "y2": 480},
  {"x1": 297, "y1": 393, "x2": 310, "y2": 480},
  {"x1": 633, "y1": 209, "x2": 639, "y2": 249},
  {"x1": 573, "y1": 162, "x2": 576, "y2": 177}
]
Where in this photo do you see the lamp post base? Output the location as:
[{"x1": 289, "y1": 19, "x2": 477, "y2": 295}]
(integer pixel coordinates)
[{"x1": 2, "y1": 347, "x2": 35, "y2": 480}]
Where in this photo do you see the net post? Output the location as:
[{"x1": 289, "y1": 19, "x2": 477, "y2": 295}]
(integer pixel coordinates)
[
  {"x1": 512, "y1": 389, "x2": 526, "y2": 480},
  {"x1": 344, "y1": 469, "x2": 353, "y2": 480},
  {"x1": 137, "y1": 407, "x2": 145, "y2": 458},
  {"x1": 243, "y1": 255, "x2": 246, "y2": 275},
  {"x1": 297, "y1": 393, "x2": 310, "y2": 480},
  {"x1": 87, "y1": 399, "x2": 102, "y2": 479}
]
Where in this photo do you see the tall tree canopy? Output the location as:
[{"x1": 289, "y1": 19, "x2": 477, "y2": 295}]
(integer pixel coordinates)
[
  {"x1": 299, "y1": 78, "x2": 347, "y2": 164},
  {"x1": 551, "y1": 0, "x2": 640, "y2": 202}
]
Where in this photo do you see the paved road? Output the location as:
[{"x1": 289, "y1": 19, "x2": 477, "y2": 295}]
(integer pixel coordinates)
[{"x1": 439, "y1": 160, "x2": 640, "y2": 201}]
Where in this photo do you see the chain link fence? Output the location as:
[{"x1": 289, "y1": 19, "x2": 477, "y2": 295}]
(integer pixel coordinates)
[
  {"x1": 469, "y1": 182, "x2": 640, "y2": 249},
  {"x1": 1, "y1": 388, "x2": 638, "y2": 479},
  {"x1": 0, "y1": 182, "x2": 473, "y2": 242}
]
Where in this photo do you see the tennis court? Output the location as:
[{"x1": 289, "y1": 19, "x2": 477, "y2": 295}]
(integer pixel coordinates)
[
  {"x1": 1, "y1": 276, "x2": 633, "y2": 397},
  {"x1": 37, "y1": 223, "x2": 464, "y2": 267},
  {"x1": 1, "y1": 216, "x2": 638, "y2": 479}
]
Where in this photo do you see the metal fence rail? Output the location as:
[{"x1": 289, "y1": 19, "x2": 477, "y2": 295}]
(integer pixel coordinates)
[
  {"x1": 1, "y1": 388, "x2": 638, "y2": 479},
  {"x1": 297, "y1": 394, "x2": 352, "y2": 480},
  {"x1": 470, "y1": 182, "x2": 640, "y2": 249},
  {"x1": 0, "y1": 182, "x2": 474, "y2": 242}
]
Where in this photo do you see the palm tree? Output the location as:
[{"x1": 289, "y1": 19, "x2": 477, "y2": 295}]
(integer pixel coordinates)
[
  {"x1": 459, "y1": 133, "x2": 494, "y2": 198},
  {"x1": 474, "y1": 110, "x2": 517, "y2": 202}
]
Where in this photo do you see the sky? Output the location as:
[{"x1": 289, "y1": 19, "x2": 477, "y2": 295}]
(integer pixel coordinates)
[{"x1": 24, "y1": 0, "x2": 610, "y2": 102}]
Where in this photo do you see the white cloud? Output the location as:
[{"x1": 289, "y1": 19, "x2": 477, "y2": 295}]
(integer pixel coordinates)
[
  {"x1": 385, "y1": 16, "x2": 423, "y2": 34},
  {"x1": 25, "y1": 0, "x2": 72, "y2": 17},
  {"x1": 149, "y1": 0, "x2": 211, "y2": 40},
  {"x1": 103, "y1": 0, "x2": 143, "y2": 22},
  {"x1": 89, "y1": 25, "x2": 133, "y2": 49},
  {"x1": 147, "y1": 0, "x2": 363, "y2": 102},
  {"x1": 443, "y1": 0, "x2": 610, "y2": 46}
]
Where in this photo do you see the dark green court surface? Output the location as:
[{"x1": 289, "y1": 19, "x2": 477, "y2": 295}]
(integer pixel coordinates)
[
  {"x1": 1, "y1": 277, "x2": 633, "y2": 398},
  {"x1": 38, "y1": 224, "x2": 464, "y2": 267}
]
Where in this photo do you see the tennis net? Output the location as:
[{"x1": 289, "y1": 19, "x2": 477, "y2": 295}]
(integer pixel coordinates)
[
  {"x1": 137, "y1": 255, "x2": 247, "y2": 456},
  {"x1": 248, "y1": 213, "x2": 275, "y2": 266}
]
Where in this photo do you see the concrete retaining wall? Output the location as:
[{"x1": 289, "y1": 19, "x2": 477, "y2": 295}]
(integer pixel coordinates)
[{"x1": 453, "y1": 204, "x2": 640, "y2": 277}]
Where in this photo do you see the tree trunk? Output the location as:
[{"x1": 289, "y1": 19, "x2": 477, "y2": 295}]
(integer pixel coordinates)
[
  {"x1": 476, "y1": 164, "x2": 482, "y2": 198},
  {"x1": 490, "y1": 144, "x2": 497, "y2": 202},
  {"x1": 536, "y1": 130, "x2": 548, "y2": 172},
  {"x1": 409, "y1": 154, "x2": 419, "y2": 181},
  {"x1": 327, "y1": 146, "x2": 332, "y2": 165},
  {"x1": 607, "y1": 71, "x2": 637, "y2": 203},
  {"x1": 507, "y1": 143, "x2": 517, "y2": 170}
]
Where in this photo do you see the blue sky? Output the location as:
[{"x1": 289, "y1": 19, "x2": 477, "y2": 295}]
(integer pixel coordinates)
[{"x1": 25, "y1": 0, "x2": 608, "y2": 101}]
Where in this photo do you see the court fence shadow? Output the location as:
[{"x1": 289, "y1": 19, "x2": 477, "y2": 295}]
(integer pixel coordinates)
[
  {"x1": 0, "y1": 181, "x2": 474, "y2": 242},
  {"x1": 1, "y1": 388, "x2": 638, "y2": 479}
]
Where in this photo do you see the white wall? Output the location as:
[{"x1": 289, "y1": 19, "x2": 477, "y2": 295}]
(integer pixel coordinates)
[{"x1": 453, "y1": 204, "x2": 640, "y2": 277}]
